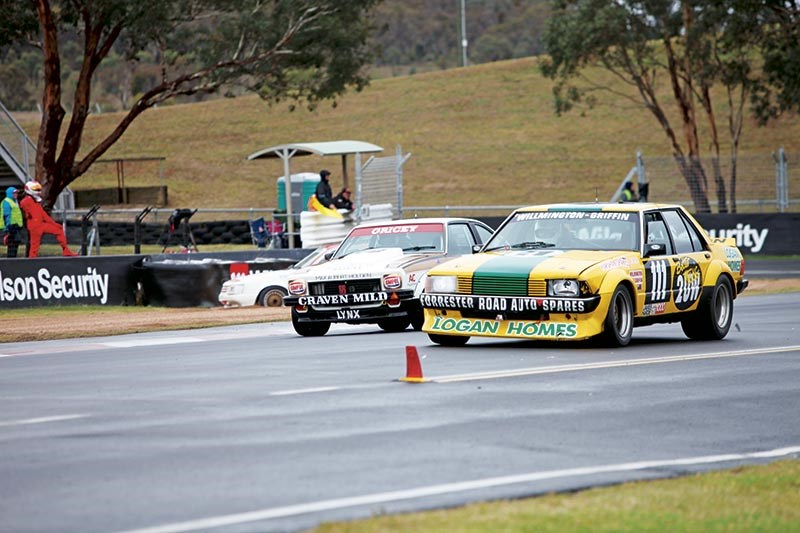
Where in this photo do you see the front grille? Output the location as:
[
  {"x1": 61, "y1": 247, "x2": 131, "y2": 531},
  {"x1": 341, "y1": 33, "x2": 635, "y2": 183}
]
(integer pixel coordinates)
[
  {"x1": 457, "y1": 275, "x2": 472, "y2": 294},
  {"x1": 472, "y1": 274, "x2": 528, "y2": 296},
  {"x1": 528, "y1": 279, "x2": 547, "y2": 297},
  {"x1": 310, "y1": 278, "x2": 381, "y2": 295}
]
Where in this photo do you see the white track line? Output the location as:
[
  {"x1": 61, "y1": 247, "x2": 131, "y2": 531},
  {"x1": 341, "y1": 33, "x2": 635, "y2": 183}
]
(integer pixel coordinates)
[
  {"x1": 0, "y1": 414, "x2": 89, "y2": 427},
  {"x1": 118, "y1": 445, "x2": 800, "y2": 533},
  {"x1": 429, "y1": 345, "x2": 800, "y2": 383},
  {"x1": 269, "y1": 386, "x2": 342, "y2": 396}
]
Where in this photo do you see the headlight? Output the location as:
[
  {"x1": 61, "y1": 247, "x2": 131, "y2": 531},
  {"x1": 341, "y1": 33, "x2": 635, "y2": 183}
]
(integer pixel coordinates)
[
  {"x1": 288, "y1": 279, "x2": 306, "y2": 295},
  {"x1": 425, "y1": 275, "x2": 458, "y2": 293},
  {"x1": 548, "y1": 279, "x2": 579, "y2": 297},
  {"x1": 383, "y1": 273, "x2": 403, "y2": 289}
]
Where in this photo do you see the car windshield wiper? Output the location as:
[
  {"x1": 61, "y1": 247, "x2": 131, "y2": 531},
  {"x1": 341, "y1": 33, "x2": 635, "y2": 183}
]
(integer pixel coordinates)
[
  {"x1": 512, "y1": 241, "x2": 556, "y2": 249},
  {"x1": 402, "y1": 245, "x2": 438, "y2": 252}
]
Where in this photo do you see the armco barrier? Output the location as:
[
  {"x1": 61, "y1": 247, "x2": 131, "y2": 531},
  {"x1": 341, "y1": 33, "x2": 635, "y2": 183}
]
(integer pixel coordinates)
[{"x1": 0, "y1": 249, "x2": 313, "y2": 309}]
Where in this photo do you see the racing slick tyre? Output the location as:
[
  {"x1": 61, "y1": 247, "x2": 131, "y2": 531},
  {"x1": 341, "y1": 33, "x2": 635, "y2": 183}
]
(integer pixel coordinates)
[
  {"x1": 258, "y1": 286, "x2": 287, "y2": 307},
  {"x1": 681, "y1": 276, "x2": 733, "y2": 341},
  {"x1": 428, "y1": 333, "x2": 470, "y2": 347},
  {"x1": 378, "y1": 317, "x2": 411, "y2": 332},
  {"x1": 291, "y1": 308, "x2": 331, "y2": 337},
  {"x1": 600, "y1": 285, "x2": 633, "y2": 347}
]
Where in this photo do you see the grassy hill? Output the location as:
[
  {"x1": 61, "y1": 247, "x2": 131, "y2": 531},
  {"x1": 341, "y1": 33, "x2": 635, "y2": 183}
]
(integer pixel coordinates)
[{"x1": 18, "y1": 56, "x2": 800, "y2": 213}]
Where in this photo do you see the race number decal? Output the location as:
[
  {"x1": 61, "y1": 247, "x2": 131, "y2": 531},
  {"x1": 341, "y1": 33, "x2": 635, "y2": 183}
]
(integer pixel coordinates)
[
  {"x1": 673, "y1": 257, "x2": 702, "y2": 310},
  {"x1": 645, "y1": 259, "x2": 671, "y2": 304}
]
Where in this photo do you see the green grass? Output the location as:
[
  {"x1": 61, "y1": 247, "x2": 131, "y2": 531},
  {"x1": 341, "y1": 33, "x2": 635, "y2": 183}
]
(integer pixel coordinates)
[
  {"x1": 311, "y1": 460, "x2": 800, "y2": 533},
  {"x1": 15, "y1": 57, "x2": 800, "y2": 212}
]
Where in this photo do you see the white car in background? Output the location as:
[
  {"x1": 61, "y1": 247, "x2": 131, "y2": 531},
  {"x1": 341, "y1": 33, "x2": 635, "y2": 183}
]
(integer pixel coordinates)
[
  {"x1": 283, "y1": 218, "x2": 494, "y2": 336},
  {"x1": 218, "y1": 244, "x2": 337, "y2": 307}
]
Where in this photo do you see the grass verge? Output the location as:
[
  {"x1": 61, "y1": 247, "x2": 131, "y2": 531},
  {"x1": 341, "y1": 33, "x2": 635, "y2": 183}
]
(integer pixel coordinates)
[{"x1": 310, "y1": 460, "x2": 800, "y2": 533}]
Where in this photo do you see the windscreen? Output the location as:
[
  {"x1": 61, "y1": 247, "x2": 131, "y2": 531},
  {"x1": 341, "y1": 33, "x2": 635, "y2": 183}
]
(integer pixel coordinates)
[
  {"x1": 334, "y1": 223, "x2": 445, "y2": 258},
  {"x1": 484, "y1": 211, "x2": 640, "y2": 252}
]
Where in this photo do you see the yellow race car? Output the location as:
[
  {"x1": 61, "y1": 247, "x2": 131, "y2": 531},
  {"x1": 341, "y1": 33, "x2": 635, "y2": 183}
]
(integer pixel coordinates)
[{"x1": 421, "y1": 203, "x2": 748, "y2": 347}]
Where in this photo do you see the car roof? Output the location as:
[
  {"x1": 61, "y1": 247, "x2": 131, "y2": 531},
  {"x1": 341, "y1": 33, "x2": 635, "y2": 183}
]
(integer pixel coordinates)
[
  {"x1": 353, "y1": 217, "x2": 484, "y2": 228},
  {"x1": 514, "y1": 202, "x2": 684, "y2": 213}
]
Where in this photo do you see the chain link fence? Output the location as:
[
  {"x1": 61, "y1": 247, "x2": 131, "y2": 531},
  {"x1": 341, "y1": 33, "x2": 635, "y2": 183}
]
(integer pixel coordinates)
[{"x1": 641, "y1": 150, "x2": 796, "y2": 213}]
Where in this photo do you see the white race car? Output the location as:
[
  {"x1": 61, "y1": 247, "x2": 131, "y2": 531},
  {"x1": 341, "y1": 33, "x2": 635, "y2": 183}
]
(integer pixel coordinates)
[
  {"x1": 283, "y1": 218, "x2": 494, "y2": 336},
  {"x1": 218, "y1": 244, "x2": 337, "y2": 307}
]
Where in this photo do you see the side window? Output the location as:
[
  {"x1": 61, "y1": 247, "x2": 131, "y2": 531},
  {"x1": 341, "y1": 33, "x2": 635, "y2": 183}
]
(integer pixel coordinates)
[
  {"x1": 644, "y1": 212, "x2": 674, "y2": 255},
  {"x1": 662, "y1": 210, "x2": 695, "y2": 254},
  {"x1": 678, "y1": 211, "x2": 706, "y2": 252},
  {"x1": 447, "y1": 224, "x2": 474, "y2": 255},
  {"x1": 472, "y1": 223, "x2": 494, "y2": 245}
]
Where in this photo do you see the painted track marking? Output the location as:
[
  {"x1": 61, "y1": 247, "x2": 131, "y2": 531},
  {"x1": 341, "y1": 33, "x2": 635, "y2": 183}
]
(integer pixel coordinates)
[
  {"x1": 0, "y1": 414, "x2": 89, "y2": 427},
  {"x1": 117, "y1": 445, "x2": 800, "y2": 533},
  {"x1": 429, "y1": 345, "x2": 800, "y2": 383}
]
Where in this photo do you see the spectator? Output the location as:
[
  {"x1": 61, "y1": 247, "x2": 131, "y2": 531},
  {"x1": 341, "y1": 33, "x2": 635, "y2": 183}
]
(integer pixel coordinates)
[
  {"x1": 333, "y1": 187, "x2": 353, "y2": 211},
  {"x1": 1, "y1": 186, "x2": 23, "y2": 258},
  {"x1": 315, "y1": 169, "x2": 335, "y2": 209},
  {"x1": 621, "y1": 181, "x2": 638, "y2": 202},
  {"x1": 19, "y1": 181, "x2": 78, "y2": 258}
]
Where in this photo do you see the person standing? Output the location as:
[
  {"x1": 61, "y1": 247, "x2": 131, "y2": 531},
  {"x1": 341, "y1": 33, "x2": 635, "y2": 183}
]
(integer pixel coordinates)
[
  {"x1": 315, "y1": 169, "x2": 335, "y2": 209},
  {"x1": 621, "y1": 181, "x2": 638, "y2": 202},
  {"x1": 19, "y1": 181, "x2": 78, "y2": 258},
  {"x1": 1, "y1": 186, "x2": 24, "y2": 258}
]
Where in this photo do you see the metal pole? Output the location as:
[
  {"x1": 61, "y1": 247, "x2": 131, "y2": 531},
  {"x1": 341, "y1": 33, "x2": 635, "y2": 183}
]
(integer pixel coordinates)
[
  {"x1": 460, "y1": 0, "x2": 468, "y2": 67},
  {"x1": 281, "y1": 149, "x2": 295, "y2": 249},
  {"x1": 355, "y1": 152, "x2": 363, "y2": 224}
]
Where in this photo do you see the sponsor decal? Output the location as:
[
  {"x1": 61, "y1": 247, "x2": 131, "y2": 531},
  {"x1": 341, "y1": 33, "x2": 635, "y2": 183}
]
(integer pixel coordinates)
[
  {"x1": 336, "y1": 309, "x2": 361, "y2": 320},
  {"x1": 429, "y1": 315, "x2": 578, "y2": 338},
  {"x1": 514, "y1": 211, "x2": 631, "y2": 221},
  {"x1": 298, "y1": 292, "x2": 388, "y2": 306},
  {"x1": 642, "y1": 302, "x2": 666, "y2": 316},
  {"x1": 724, "y1": 247, "x2": 742, "y2": 272},
  {"x1": 420, "y1": 293, "x2": 588, "y2": 313},
  {"x1": 601, "y1": 257, "x2": 631, "y2": 270},
  {"x1": 707, "y1": 224, "x2": 768, "y2": 253},
  {"x1": 673, "y1": 257, "x2": 702, "y2": 310},
  {"x1": 0, "y1": 267, "x2": 110, "y2": 304},
  {"x1": 350, "y1": 223, "x2": 443, "y2": 237},
  {"x1": 310, "y1": 272, "x2": 375, "y2": 281},
  {"x1": 630, "y1": 269, "x2": 644, "y2": 290}
]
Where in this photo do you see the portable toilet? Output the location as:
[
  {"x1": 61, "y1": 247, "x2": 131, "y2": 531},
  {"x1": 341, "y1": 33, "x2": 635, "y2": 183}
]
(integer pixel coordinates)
[{"x1": 277, "y1": 172, "x2": 321, "y2": 214}]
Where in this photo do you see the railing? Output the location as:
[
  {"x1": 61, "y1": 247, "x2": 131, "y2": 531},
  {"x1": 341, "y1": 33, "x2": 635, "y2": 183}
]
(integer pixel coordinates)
[{"x1": 0, "y1": 99, "x2": 35, "y2": 180}]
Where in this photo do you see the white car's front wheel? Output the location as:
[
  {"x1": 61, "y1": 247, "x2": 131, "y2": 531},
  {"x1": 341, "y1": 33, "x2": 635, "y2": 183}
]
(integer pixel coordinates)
[{"x1": 258, "y1": 286, "x2": 287, "y2": 307}]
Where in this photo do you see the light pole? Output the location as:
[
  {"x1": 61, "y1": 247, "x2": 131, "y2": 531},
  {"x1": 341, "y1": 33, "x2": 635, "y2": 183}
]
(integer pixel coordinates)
[{"x1": 460, "y1": 0, "x2": 468, "y2": 67}]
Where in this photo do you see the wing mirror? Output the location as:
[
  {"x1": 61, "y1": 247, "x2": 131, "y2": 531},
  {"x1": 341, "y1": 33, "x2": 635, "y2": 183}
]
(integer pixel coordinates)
[
  {"x1": 472, "y1": 244, "x2": 483, "y2": 254},
  {"x1": 324, "y1": 251, "x2": 334, "y2": 261},
  {"x1": 644, "y1": 243, "x2": 667, "y2": 257}
]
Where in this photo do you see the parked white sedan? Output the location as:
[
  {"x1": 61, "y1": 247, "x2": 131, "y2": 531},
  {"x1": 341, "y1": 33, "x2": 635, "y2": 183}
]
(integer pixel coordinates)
[{"x1": 218, "y1": 244, "x2": 337, "y2": 307}]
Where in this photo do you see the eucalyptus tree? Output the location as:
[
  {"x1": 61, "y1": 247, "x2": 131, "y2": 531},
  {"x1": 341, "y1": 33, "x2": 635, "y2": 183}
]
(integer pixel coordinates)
[
  {"x1": 0, "y1": 0, "x2": 380, "y2": 208},
  {"x1": 540, "y1": 0, "x2": 797, "y2": 213}
]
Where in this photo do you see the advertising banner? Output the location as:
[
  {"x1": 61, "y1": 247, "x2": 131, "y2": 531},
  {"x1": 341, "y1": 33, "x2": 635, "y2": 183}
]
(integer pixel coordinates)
[{"x1": 0, "y1": 256, "x2": 141, "y2": 309}]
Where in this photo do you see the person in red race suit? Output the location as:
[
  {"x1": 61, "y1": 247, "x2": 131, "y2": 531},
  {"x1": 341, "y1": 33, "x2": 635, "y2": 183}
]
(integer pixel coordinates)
[{"x1": 19, "y1": 181, "x2": 78, "y2": 258}]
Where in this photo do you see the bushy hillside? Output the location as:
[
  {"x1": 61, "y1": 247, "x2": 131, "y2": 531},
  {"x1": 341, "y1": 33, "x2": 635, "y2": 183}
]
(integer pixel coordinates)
[{"x1": 17, "y1": 57, "x2": 800, "y2": 211}]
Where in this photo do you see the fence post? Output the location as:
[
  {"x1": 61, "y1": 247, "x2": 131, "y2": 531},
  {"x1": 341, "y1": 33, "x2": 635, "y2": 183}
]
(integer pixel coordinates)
[
  {"x1": 774, "y1": 147, "x2": 788, "y2": 213},
  {"x1": 134, "y1": 206, "x2": 153, "y2": 254}
]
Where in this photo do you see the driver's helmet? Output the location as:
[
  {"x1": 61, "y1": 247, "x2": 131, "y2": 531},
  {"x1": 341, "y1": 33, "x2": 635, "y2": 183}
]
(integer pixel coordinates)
[
  {"x1": 534, "y1": 219, "x2": 558, "y2": 241},
  {"x1": 24, "y1": 180, "x2": 43, "y2": 202}
]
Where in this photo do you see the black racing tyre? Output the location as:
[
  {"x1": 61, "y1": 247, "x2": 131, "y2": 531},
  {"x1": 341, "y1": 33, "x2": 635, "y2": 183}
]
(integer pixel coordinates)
[
  {"x1": 258, "y1": 286, "x2": 287, "y2": 307},
  {"x1": 409, "y1": 302, "x2": 425, "y2": 331},
  {"x1": 600, "y1": 285, "x2": 634, "y2": 347},
  {"x1": 428, "y1": 333, "x2": 470, "y2": 346},
  {"x1": 291, "y1": 308, "x2": 330, "y2": 337},
  {"x1": 378, "y1": 317, "x2": 411, "y2": 332},
  {"x1": 681, "y1": 276, "x2": 733, "y2": 341}
]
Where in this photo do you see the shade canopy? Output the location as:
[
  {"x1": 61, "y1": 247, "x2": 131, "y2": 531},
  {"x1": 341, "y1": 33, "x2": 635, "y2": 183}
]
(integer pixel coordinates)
[{"x1": 247, "y1": 140, "x2": 383, "y2": 160}]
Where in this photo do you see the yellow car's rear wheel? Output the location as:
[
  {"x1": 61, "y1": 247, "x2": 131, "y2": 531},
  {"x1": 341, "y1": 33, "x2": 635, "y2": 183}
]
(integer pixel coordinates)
[{"x1": 681, "y1": 277, "x2": 733, "y2": 340}]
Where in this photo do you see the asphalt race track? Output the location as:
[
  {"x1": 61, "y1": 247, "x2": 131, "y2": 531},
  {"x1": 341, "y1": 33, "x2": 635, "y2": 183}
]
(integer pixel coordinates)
[{"x1": 1, "y1": 292, "x2": 799, "y2": 532}]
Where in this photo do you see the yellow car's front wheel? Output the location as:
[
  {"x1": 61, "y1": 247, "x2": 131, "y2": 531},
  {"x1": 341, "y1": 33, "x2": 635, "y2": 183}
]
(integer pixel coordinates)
[{"x1": 600, "y1": 285, "x2": 634, "y2": 347}]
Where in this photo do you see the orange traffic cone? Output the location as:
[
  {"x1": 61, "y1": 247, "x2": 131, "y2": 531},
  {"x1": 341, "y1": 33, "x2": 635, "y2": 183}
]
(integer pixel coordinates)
[{"x1": 399, "y1": 345, "x2": 427, "y2": 383}]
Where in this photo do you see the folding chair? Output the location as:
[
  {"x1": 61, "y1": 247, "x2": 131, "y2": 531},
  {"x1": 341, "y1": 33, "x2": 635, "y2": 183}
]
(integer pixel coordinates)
[
  {"x1": 249, "y1": 217, "x2": 269, "y2": 248},
  {"x1": 267, "y1": 219, "x2": 285, "y2": 249}
]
